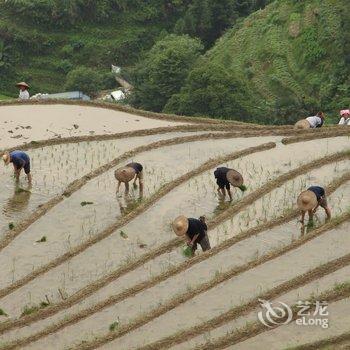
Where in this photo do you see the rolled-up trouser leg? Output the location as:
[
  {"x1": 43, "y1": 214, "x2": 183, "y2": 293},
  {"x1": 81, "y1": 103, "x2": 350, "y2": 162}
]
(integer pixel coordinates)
[{"x1": 199, "y1": 232, "x2": 211, "y2": 252}]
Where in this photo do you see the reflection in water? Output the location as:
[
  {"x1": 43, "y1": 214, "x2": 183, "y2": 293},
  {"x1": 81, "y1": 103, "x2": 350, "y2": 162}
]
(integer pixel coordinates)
[
  {"x1": 213, "y1": 199, "x2": 231, "y2": 216},
  {"x1": 2, "y1": 184, "x2": 32, "y2": 218},
  {"x1": 300, "y1": 213, "x2": 323, "y2": 236},
  {"x1": 116, "y1": 194, "x2": 143, "y2": 216}
]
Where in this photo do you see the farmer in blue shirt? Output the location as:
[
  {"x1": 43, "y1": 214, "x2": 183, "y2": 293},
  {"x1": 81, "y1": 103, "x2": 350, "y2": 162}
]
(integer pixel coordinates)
[
  {"x1": 297, "y1": 186, "x2": 331, "y2": 224},
  {"x1": 2, "y1": 150, "x2": 32, "y2": 183}
]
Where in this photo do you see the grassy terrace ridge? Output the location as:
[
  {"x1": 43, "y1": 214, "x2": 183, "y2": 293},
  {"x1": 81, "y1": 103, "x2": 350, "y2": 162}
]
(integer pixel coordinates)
[
  {"x1": 285, "y1": 331, "x2": 350, "y2": 350},
  {"x1": 0, "y1": 99, "x2": 279, "y2": 127},
  {"x1": 191, "y1": 279, "x2": 350, "y2": 350},
  {"x1": 6, "y1": 173, "x2": 350, "y2": 350},
  {"x1": 0, "y1": 141, "x2": 275, "y2": 301},
  {"x1": 0, "y1": 135, "x2": 273, "y2": 254},
  {"x1": 67, "y1": 209, "x2": 350, "y2": 350},
  {"x1": 0, "y1": 94, "x2": 11, "y2": 101},
  {"x1": 0, "y1": 154, "x2": 349, "y2": 348}
]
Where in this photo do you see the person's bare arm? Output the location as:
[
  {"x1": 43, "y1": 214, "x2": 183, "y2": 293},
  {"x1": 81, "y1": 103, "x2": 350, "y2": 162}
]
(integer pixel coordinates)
[
  {"x1": 188, "y1": 233, "x2": 200, "y2": 246},
  {"x1": 300, "y1": 210, "x2": 306, "y2": 224}
]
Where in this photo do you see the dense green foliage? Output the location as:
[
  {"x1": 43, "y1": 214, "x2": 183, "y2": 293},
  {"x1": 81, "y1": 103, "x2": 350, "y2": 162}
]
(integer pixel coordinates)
[
  {"x1": 0, "y1": 0, "x2": 266, "y2": 97},
  {"x1": 166, "y1": 0, "x2": 350, "y2": 124},
  {"x1": 1, "y1": 0, "x2": 347, "y2": 124},
  {"x1": 64, "y1": 67, "x2": 102, "y2": 97},
  {"x1": 130, "y1": 34, "x2": 203, "y2": 112}
]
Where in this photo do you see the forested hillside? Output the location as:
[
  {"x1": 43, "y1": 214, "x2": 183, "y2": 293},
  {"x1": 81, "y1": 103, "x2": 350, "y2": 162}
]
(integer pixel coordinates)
[
  {"x1": 0, "y1": 0, "x2": 267, "y2": 97},
  {"x1": 1, "y1": 0, "x2": 348, "y2": 124},
  {"x1": 163, "y1": 0, "x2": 350, "y2": 123}
]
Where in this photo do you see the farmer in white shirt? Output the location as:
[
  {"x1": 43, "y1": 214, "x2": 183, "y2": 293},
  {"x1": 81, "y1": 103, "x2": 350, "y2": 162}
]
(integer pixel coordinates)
[
  {"x1": 338, "y1": 109, "x2": 350, "y2": 126},
  {"x1": 16, "y1": 82, "x2": 30, "y2": 100},
  {"x1": 306, "y1": 111, "x2": 325, "y2": 128},
  {"x1": 295, "y1": 111, "x2": 325, "y2": 129}
]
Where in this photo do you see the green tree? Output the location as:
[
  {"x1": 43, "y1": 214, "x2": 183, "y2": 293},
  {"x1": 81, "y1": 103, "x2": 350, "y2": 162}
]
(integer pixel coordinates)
[
  {"x1": 65, "y1": 67, "x2": 102, "y2": 97},
  {"x1": 164, "y1": 60, "x2": 251, "y2": 121},
  {"x1": 130, "y1": 34, "x2": 203, "y2": 112},
  {"x1": 174, "y1": 0, "x2": 272, "y2": 47},
  {"x1": 0, "y1": 39, "x2": 13, "y2": 71}
]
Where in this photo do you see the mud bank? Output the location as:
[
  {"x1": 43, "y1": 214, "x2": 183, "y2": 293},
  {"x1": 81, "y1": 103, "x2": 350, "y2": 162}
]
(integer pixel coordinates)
[
  {"x1": 119, "y1": 215, "x2": 350, "y2": 350},
  {"x1": 0, "y1": 140, "x2": 277, "y2": 300},
  {"x1": 0, "y1": 131, "x2": 236, "y2": 252},
  {"x1": 2, "y1": 165, "x2": 349, "y2": 349}
]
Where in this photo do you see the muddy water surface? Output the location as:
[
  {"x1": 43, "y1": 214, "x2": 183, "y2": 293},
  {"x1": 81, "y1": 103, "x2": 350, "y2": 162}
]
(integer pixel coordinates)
[
  {"x1": 7, "y1": 157, "x2": 350, "y2": 349},
  {"x1": 0, "y1": 104, "x2": 188, "y2": 149},
  {"x1": 0, "y1": 137, "x2": 279, "y2": 293},
  {"x1": 170, "y1": 255, "x2": 350, "y2": 350},
  {"x1": 0, "y1": 131, "x2": 207, "y2": 236},
  {"x1": 233, "y1": 296, "x2": 350, "y2": 350},
  {"x1": 98, "y1": 218, "x2": 350, "y2": 350}
]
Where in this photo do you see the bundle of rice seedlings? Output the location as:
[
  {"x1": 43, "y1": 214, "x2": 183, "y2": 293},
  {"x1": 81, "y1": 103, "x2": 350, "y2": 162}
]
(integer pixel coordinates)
[
  {"x1": 0, "y1": 308, "x2": 8, "y2": 317},
  {"x1": 182, "y1": 245, "x2": 194, "y2": 258},
  {"x1": 238, "y1": 185, "x2": 248, "y2": 192},
  {"x1": 80, "y1": 201, "x2": 94, "y2": 207}
]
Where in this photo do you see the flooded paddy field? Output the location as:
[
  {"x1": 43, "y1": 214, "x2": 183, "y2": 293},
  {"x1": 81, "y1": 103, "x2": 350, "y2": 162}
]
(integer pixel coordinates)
[
  {"x1": 1, "y1": 148, "x2": 349, "y2": 350},
  {"x1": 0, "y1": 104, "x2": 189, "y2": 149},
  {"x1": 0, "y1": 130, "x2": 215, "y2": 237},
  {"x1": 0, "y1": 135, "x2": 279, "y2": 291},
  {"x1": 0, "y1": 103, "x2": 349, "y2": 350}
]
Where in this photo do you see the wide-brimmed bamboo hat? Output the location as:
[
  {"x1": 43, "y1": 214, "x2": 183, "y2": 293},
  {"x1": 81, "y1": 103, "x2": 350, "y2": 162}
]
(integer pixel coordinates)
[
  {"x1": 2, "y1": 153, "x2": 10, "y2": 165},
  {"x1": 226, "y1": 169, "x2": 244, "y2": 187},
  {"x1": 114, "y1": 166, "x2": 135, "y2": 183},
  {"x1": 16, "y1": 82, "x2": 30, "y2": 89},
  {"x1": 294, "y1": 119, "x2": 310, "y2": 129},
  {"x1": 297, "y1": 190, "x2": 318, "y2": 211},
  {"x1": 172, "y1": 215, "x2": 189, "y2": 237}
]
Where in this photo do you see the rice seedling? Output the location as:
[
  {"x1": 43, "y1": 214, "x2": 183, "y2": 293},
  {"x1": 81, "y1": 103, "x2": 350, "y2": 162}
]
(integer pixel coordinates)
[
  {"x1": 109, "y1": 318, "x2": 120, "y2": 332},
  {"x1": 8, "y1": 222, "x2": 14, "y2": 230},
  {"x1": 0, "y1": 308, "x2": 8, "y2": 317},
  {"x1": 36, "y1": 236, "x2": 47, "y2": 243},
  {"x1": 120, "y1": 230, "x2": 128, "y2": 239},
  {"x1": 182, "y1": 245, "x2": 194, "y2": 258}
]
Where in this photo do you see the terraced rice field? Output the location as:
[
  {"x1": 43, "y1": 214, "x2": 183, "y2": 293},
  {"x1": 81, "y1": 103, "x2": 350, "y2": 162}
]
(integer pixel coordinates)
[{"x1": 0, "y1": 101, "x2": 349, "y2": 350}]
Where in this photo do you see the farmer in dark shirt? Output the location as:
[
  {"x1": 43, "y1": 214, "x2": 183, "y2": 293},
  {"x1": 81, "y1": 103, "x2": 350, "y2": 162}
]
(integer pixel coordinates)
[
  {"x1": 115, "y1": 162, "x2": 144, "y2": 193},
  {"x1": 214, "y1": 167, "x2": 246, "y2": 200},
  {"x1": 172, "y1": 215, "x2": 211, "y2": 253},
  {"x1": 297, "y1": 186, "x2": 331, "y2": 224},
  {"x1": 2, "y1": 150, "x2": 32, "y2": 183}
]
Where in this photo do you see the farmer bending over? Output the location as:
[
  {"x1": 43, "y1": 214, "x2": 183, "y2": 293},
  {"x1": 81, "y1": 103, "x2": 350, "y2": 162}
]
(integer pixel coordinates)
[
  {"x1": 115, "y1": 162, "x2": 144, "y2": 193},
  {"x1": 297, "y1": 186, "x2": 331, "y2": 224},
  {"x1": 172, "y1": 215, "x2": 211, "y2": 254},
  {"x1": 2, "y1": 150, "x2": 32, "y2": 183},
  {"x1": 295, "y1": 112, "x2": 325, "y2": 129},
  {"x1": 306, "y1": 112, "x2": 325, "y2": 128},
  {"x1": 214, "y1": 167, "x2": 246, "y2": 201}
]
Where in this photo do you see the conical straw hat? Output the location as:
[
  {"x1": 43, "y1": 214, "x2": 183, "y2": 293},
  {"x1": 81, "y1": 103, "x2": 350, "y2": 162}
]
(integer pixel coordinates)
[
  {"x1": 16, "y1": 82, "x2": 30, "y2": 88},
  {"x1": 172, "y1": 215, "x2": 189, "y2": 237},
  {"x1": 297, "y1": 190, "x2": 318, "y2": 211},
  {"x1": 294, "y1": 119, "x2": 310, "y2": 129},
  {"x1": 2, "y1": 153, "x2": 10, "y2": 165},
  {"x1": 226, "y1": 169, "x2": 244, "y2": 187},
  {"x1": 114, "y1": 166, "x2": 135, "y2": 183}
]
